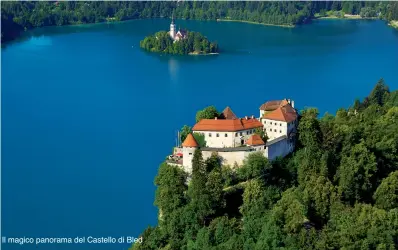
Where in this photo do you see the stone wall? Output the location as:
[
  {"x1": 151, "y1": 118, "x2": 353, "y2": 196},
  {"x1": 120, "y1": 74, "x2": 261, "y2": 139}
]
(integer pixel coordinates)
[{"x1": 202, "y1": 149, "x2": 252, "y2": 167}]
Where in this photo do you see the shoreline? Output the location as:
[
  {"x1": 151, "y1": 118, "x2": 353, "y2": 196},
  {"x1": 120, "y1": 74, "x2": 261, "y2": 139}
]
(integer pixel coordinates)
[
  {"x1": 316, "y1": 14, "x2": 378, "y2": 20},
  {"x1": 389, "y1": 20, "x2": 398, "y2": 29},
  {"x1": 216, "y1": 18, "x2": 295, "y2": 28},
  {"x1": 188, "y1": 52, "x2": 219, "y2": 56}
]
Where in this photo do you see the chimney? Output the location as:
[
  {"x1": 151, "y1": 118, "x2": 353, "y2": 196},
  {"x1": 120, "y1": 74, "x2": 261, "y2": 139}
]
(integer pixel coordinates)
[
  {"x1": 245, "y1": 116, "x2": 248, "y2": 120},
  {"x1": 291, "y1": 100, "x2": 295, "y2": 108},
  {"x1": 251, "y1": 115, "x2": 254, "y2": 119},
  {"x1": 215, "y1": 117, "x2": 217, "y2": 120}
]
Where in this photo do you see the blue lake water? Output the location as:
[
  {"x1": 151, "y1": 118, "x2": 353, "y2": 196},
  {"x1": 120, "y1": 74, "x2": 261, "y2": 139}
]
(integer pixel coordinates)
[{"x1": 2, "y1": 18, "x2": 398, "y2": 250}]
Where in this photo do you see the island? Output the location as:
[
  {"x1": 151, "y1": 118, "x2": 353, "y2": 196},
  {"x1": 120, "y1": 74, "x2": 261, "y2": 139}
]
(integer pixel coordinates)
[{"x1": 140, "y1": 17, "x2": 219, "y2": 55}]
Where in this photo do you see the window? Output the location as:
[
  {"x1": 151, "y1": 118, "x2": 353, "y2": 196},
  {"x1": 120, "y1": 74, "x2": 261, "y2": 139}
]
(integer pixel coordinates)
[
  {"x1": 235, "y1": 133, "x2": 238, "y2": 137},
  {"x1": 274, "y1": 129, "x2": 277, "y2": 132},
  {"x1": 269, "y1": 128, "x2": 272, "y2": 131},
  {"x1": 240, "y1": 132, "x2": 242, "y2": 136},
  {"x1": 209, "y1": 133, "x2": 212, "y2": 137},
  {"x1": 280, "y1": 123, "x2": 282, "y2": 126},
  {"x1": 264, "y1": 121, "x2": 266, "y2": 124},
  {"x1": 216, "y1": 133, "x2": 219, "y2": 137},
  {"x1": 270, "y1": 122, "x2": 273, "y2": 125},
  {"x1": 280, "y1": 130, "x2": 282, "y2": 133},
  {"x1": 189, "y1": 153, "x2": 192, "y2": 155},
  {"x1": 225, "y1": 133, "x2": 228, "y2": 137},
  {"x1": 264, "y1": 146, "x2": 266, "y2": 149},
  {"x1": 246, "y1": 131, "x2": 249, "y2": 135}
]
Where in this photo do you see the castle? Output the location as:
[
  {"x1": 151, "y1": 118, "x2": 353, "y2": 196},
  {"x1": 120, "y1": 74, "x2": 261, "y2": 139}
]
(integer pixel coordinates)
[
  {"x1": 169, "y1": 99, "x2": 298, "y2": 174},
  {"x1": 169, "y1": 15, "x2": 187, "y2": 41}
]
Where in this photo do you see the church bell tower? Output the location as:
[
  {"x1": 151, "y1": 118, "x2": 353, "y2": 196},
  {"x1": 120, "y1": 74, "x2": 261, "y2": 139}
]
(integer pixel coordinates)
[{"x1": 170, "y1": 14, "x2": 176, "y2": 40}]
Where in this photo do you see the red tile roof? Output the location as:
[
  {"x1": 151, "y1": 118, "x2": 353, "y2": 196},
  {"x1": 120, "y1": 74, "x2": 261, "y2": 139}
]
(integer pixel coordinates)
[
  {"x1": 262, "y1": 103, "x2": 297, "y2": 122},
  {"x1": 219, "y1": 106, "x2": 238, "y2": 120},
  {"x1": 247, "y1": 134, "x2": 265, "y2": 146},
  {"x1": 259, "y1": 99, "x2": 290, "y2": 111},
  {"x1": 182, "y1": 133, "x2": 199, "y2": 147},
  {"x1": 192, "y1": 118, "x2": 263, "y2": 132}
]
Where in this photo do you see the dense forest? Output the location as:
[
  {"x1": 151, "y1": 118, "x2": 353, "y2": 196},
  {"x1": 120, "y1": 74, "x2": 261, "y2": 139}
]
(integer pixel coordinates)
[
  {"x1": 130, "y1": 79, "x2": 398, "y2": 250},
  {"x1": 2, "y1": 1, "x2": 398, "y2": 43},
  {"x1": 140, "y1": 31, "x2": 218, "y2": 55}
]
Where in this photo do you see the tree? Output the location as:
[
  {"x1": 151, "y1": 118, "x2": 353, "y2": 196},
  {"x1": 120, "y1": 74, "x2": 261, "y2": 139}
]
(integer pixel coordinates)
[
  {"x1": 193, "y1": 132, "x2": 206, "y2": 147},
  {"x1": 368, "y1": 78, "x2": 390, "y2": 106},
  {"x1": 237, "y1": 152, "x2": 272, "y2": 181},
  {"x1": 360, "y1": 7, "x2": 377, "y2": 18},
  {"x1": 188, "y1": 149, "x2": 214, "y2": 226},
  {"x1": 303, "y1": 175, "x2": 338, "y2": 226},
  {"x1": 336, "y1": 140, "x2": 377, "y2": 203},
  {"x1": 298, "y1": 108, "x2": 322, "y2": 149},
  {"x1": 374, "y1": 171, "x2": 398, "y2": 210},
  {"x1": 195, "y1": 106, "x2": 219, "y2": 122},
  {"x1": 240, "y1": 180, "x2": 269, "y2": 243},
  {"x1": 180, "y1": 125, "x2": 192, "y2": 143},
  {"x1": 323, "y1": 203, "x2": 397, "y2": 249}
]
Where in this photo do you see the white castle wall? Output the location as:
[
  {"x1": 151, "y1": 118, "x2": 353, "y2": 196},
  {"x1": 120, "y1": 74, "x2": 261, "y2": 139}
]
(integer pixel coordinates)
[
  {"x1": 265, "y1": 136, "x2": 293, "y2": 161},
  {"x1": 194, "y1": 129, "x2": 257, "y2": 148},
  {"x1": 261, "y1": 119, "x2": 288, "y2": 140}
]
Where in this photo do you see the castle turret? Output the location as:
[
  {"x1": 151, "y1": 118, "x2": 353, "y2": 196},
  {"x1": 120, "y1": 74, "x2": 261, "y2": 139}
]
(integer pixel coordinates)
[
  {"x1": 170, "y1": 14, "x2": 176, "y2": 40},
  {"x1": 182, "y1": 133, "x2": 198, "y2": 174}
]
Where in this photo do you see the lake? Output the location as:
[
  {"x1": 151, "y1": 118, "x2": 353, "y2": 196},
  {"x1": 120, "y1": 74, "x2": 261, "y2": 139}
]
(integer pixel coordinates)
[{"x1": 1, "y1": 18, "x2": 398, "y2": 250}]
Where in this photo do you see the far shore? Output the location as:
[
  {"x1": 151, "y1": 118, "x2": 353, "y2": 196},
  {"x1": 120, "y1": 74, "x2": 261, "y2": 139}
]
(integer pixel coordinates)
[
  {"x1": 316, "y1": 14, "x2": 378, "y2": 20},
  {"x1": 216, "y1": 18, "x2": 295, "y2": 28}
]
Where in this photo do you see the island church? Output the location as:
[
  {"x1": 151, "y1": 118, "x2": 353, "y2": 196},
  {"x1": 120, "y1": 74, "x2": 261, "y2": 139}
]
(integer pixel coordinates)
[
  {"x1": 169, "y1": 99, "x2": 299, "y2": 175},
  {"x1": 169, "y1": 15, "x2": 187, "y2": 41}
]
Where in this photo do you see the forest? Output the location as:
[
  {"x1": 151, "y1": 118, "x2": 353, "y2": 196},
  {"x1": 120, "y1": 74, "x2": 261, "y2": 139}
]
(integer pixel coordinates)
[
  {"x1": 140, "y1": 31, "x2": 218, "y2": 55},
  {"x1": 2, "y1": 1, "x2": 398, "y2": 43},
  {"x1": 130, "y1": 79, "x2": 398, "y2": 250}
]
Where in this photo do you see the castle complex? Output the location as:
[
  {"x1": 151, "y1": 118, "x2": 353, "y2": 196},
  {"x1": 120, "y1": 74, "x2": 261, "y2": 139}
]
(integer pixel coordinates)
[{"x1": 170, "y1": 99, "x2": 298, "y2": 174}]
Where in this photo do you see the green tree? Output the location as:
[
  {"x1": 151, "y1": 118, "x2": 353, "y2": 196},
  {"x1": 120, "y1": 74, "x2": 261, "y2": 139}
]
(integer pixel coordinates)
[
  {"x1": 196, "y1": 106, "x2": 219, "y2": 122},
  {"x1": 336, "y1": 140, "x2": 377, "y2": 203},
  {"x1": 237, "y1": 152, "x2": 272, "y2": 181},
  {"x1": 368, "y1": 78, "x2": 390, "y2": 106},
  {"x1": 188, "y1": 149, "x2": 213, "y2": 226},
  {"x1": 180, "y1": 125, "x2": 192, "y2": 143},
  {"x1": 193, "y1": 132, "x2": 206, "y2": 147},
  {"x1": 303, "y1": 175, "x2": 338, "y2": 225},
  {"x1": 374, "y1": 171, "x2": 398, "y2": 210},
  {"x1": 298, "y1": 108, "x2": 322, "y2": 149}
]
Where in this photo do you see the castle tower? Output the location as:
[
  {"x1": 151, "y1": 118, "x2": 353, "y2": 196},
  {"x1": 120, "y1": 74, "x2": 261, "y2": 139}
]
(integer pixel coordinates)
[
  {"x1": 182, "y1": 133, "x2": 198, "y2": 174},
  {"x1": 170, "y1": 14, "x2": 176, "y2": 40}
]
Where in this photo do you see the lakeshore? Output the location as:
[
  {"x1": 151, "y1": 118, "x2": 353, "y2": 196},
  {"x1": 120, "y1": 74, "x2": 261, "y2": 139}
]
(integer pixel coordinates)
[
  {"x1": 188, "y1": 52, "x2": 219, "y2": 56},
  {"x1": 389, "y1": 20, "x2": 398, "y2": 29},
  {"x1": 216, "y1": 18, "x2": 295, "y2": 28}
]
